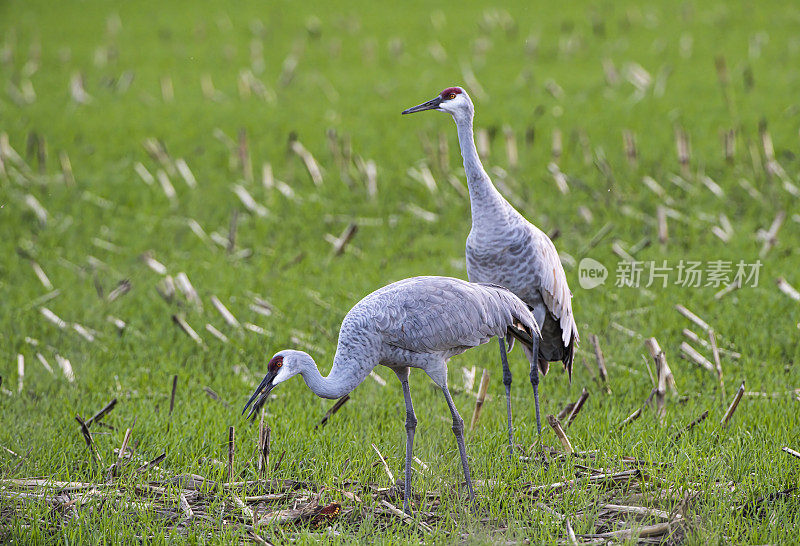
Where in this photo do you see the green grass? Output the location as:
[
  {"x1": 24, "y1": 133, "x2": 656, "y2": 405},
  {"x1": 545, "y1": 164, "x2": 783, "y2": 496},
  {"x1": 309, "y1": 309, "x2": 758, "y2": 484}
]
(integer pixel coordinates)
[{"x1": 1, "y1": 0, "x2": 799, "y2": 542}]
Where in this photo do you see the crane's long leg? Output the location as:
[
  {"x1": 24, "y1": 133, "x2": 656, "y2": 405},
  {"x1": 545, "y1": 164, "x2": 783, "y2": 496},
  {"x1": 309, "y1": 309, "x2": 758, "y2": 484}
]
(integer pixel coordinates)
[
  {"x1": 400, "y1": 376, "x2": 417, "y2": 516},
  {"x1": 498, "y1": 337, "x2": 515, "y2": 457},
  {"x1": 441, "y1": 385, "x2": 475, "y2": 501},
  {"x1": 530, "y1": 361, "x2": 541, "y2": 438},
  {"x1": 529, "y1": 332, "x2": 542, "y2": 441}
]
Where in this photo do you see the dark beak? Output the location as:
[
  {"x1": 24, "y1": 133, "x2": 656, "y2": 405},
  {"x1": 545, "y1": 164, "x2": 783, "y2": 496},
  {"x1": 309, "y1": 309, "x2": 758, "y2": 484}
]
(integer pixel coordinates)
[
  {"x1": 242, "y1": 370, "x2": 278, "y2": 421},
  {"x1": 402, "y1": 95, "x2": 443, "y2": 115}
]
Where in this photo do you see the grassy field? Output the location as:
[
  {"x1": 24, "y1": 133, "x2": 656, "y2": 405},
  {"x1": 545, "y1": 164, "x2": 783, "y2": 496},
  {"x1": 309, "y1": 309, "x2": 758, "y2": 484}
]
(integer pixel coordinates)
[{"x1": 1, "y1": 0, "x2": 799, "y2": 542}]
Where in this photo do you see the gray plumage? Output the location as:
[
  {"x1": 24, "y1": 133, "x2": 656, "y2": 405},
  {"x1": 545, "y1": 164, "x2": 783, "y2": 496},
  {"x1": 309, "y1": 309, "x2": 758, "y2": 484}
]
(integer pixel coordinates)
[
  {"x1": 465, "y1": 203, "x2": 579, "y2": 373},
  {"x1": 402, "y1": 86, "x2": 579, "y2": 452},
  {"x1": 243, "y1": 275, "x2": 541, "y2": 514}
]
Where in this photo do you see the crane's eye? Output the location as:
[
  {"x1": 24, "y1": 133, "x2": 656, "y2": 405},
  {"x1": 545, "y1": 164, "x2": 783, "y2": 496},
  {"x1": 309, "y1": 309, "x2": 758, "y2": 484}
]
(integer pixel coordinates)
[
  {"x1": 268, "y1": 355, "x2": 284, "y2": 371},
  {"x1": 448, "y1": 93, "x2": 456, "y2": 100}
]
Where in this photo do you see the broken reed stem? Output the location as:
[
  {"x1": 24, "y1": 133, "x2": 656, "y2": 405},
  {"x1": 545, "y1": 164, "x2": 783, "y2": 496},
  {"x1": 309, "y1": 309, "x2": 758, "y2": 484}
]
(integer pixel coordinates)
[
  {"x1": 708, "y1": 330, "x2": 726, "y2": 399},
  {"x1": 557, "y1": 402, "x2": 575, "y2": 421},
  {"x1": 75, "y1": 414, "x2": 103, "y2": 468},
  {"x1": 759, "y1": 211, "x2": 785, "y2": 258},
  {"x1": 565, "y1": 388, "x2": 589, "y2": 428},
  {"x1": 782, "y1": 447, "x2": 800, "y2": 460},
  {"x1": 113, "y1": 428, "x2": 132, "y2": 477},
  {"x1": 675, "y1": 304, "x2": 711, "y2": 333},
  {"x1": 655, "y1": 357, "x2": 666, "y2": 423},
  {"x1": 227, "y1": 209, "x2": 239, "y2": 254},
  {"x1": 682, "y1": 328, "x2": 741, "y2": 359},
  {"x1": 552, "y1": 128, "x2": 562, "y2": 159},
  {"x1": 582, "y1": 222, "x2": 614, "y2": 253},
  {"x1": 565, "y1": 518, "x2": 578, "y2": 545},
  {"x1": 721, "y1": 380, "x2": 745, "y2": 428},
  {"x1": 179, "y1": 492, "x2": 194, "y2": 519},
  {"x1": 619, "y1": 388, "x2": 657, "y2": 429},
  {"x1": 623, "y1": 130, "x2": 637, "y2": 164},
  {"x1": 60, "y1": 150, "x2": 75, "y2": 185},
  {"x1": 168, "y1": 375, "x2": 178, "y2": 422},
  {"x1": 317, "y1": 394, "x2": 351, "y2": 429},
  {"x1": 656, "y1": 205, "x2": 669, "y2": 245},
  {"x1": 589, "y1": 334, "x2": 611, "y2": 393},
  {"x1": 776, "y1": 277, "x2": 800, "y2": 302},
  {"x1": 289, "y1": 137, "x2": 323, "y2": 186},
  {"x1": 272, "y1": 450, "x2": 285, "y2": 474},
  {"x1": 723, "y1": 129, "x2": 736, "y2": 163},
  {"x1": 174, "y1": 273, "x2": 202, "y2": 310},
  {"x1": 673, "y1": 410, "x2": 709, "y2": 441},
  {"x1": 17, "y1": 354, "x2": 24, "y2": 394},
  {"x1": 86, "y1": 398, "x2": 118, "y2": 427},
  {"x1": 593, "y1": 522, "x2": 672, "y2": 540},
  {"x1": 546, "y1": 415, "x2": 574, "y2": 453},
  {"x1": 1, "y1": 446, "x2": 20, "y2": 458},
  {"x1": 172, "y1": 314, "x2": 205, "y2": 348},
  {"x1": 380, "y1": 500, "x2": 433, "y2": 533},
  {"x1": 256, "y1": 411, "x2": 265, "y2": 474},
  {"x1": 527, "y1": 469, "x2": 642, "y2": 496},
  {"x1": 203, "y1": 386, "x2": 229, "y2": 407},
  {"x1": 260, "y1": 422, "x2": 271, "y2": 478},
  {"x1": 644, "y1": 337, "x2": 678, "y2": 395},
  {"x1": 504, "y1": 125, "x2": 518, "y2": 167},
  {"x1": 675, "y1": 126, "x2": 690, "y2": 171},
  {"x1": 332, "y1": 223, "x2": 358, "y2": 256},
  {"x1": 470, "y1": 369, "x2": 491, "y2": 431},
  {"x1": 56, "y1": 355, "x2": 75, "y2": 383},
  {"x1": 680, "y1": 342, "x2": 715, "y2": 373},
  {"x1": 136, "y1": 451, "x2": 166, "y2": 473},
  {"x1": 371, "y1": 443, "x2": 394, "y2": 483},
  {"x1": 228, "y1": 426, "x2": 235, "y2": 483},
  {"x1": 231, "y1": 493, "x2": 254, "y2": 520},
  {"x1": 580, "y1": 357, "x2": 597, "y2": 384}
]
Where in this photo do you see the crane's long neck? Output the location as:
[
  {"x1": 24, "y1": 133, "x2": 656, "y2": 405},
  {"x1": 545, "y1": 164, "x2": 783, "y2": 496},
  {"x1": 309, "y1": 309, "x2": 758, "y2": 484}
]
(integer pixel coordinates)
[
  {"x1": 299, "y1": 344, "x2": 374, "y2": 400},
  {"x1": 455, "y1": 116, "x2": 509, "y2": 226}
]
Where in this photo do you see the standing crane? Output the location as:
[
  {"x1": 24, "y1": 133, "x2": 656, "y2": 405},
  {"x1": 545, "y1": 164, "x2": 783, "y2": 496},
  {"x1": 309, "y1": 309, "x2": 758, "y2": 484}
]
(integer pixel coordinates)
[
  {"x1": 243, "y1": 276, "x2": 540, "y2": 515},
  {"x1": 402, "y1": 87, "x2": 579, "y2": 454}
]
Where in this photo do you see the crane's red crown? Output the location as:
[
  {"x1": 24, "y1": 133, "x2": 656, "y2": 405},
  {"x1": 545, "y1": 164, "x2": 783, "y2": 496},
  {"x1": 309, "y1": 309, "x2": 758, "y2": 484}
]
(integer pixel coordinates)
[
  {"x1": 267, "y1": 355, "x2": 284, "y2": 372},
  {"x1": 440, "y1": 87, "x2": 462, "y2": 98}
]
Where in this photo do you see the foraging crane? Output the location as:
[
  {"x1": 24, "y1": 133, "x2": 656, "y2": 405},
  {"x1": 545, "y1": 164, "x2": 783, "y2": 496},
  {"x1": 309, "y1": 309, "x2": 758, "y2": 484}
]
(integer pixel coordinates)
[
  {"x1": 243, "y1": 276, "x2": 540, "y2": 515},
  {"x1": 402, "y1": 87, "x2": 579, "y2": 454}
]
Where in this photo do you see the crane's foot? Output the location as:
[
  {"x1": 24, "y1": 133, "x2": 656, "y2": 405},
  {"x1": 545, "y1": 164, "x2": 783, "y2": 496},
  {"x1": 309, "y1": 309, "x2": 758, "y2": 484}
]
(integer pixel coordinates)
[
  {"x1": 506, "y1": 439, "x2": 516, "y2": 461},
  {"x1": 393, "y1": 478, "x2": 416, "y2": 516},
  {"x1": 464, "y1": 494, "x2": 481, "y2": 517}
]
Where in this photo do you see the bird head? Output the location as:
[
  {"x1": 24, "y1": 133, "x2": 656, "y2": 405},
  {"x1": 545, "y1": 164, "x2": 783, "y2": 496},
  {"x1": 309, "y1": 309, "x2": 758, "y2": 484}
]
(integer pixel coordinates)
[
  {"x1": 242, "y1": 350, "x2": 306, "y2": 420},
  {"x1": 402, "y1": 86, "x2": 473, "y2": 122}
]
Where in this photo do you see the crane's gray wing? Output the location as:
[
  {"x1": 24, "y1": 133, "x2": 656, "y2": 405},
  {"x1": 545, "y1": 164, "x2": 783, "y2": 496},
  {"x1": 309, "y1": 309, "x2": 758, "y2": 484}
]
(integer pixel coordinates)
[
  {"x1": 530, "y1": 227, "x2": 579, "y2": 346},
  {"x1": 360, "y1": 277, "x2": 538, "y2": 355},
  {"x1": 522, "y1": 224, "x2": 579, "y2": 378},
  {"x1": 465, "y1": 218, "x2": 578, "y2": 357}
]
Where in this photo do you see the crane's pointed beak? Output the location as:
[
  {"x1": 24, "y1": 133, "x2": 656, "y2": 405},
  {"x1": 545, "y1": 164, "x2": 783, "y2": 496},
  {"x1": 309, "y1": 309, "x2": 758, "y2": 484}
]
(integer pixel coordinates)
[
  {"x1": 242, "y1": 370, "x2": 278, "y2": 421},
  {"x1": 402, "y1": 95, "x2": 443, "y2": 115}
]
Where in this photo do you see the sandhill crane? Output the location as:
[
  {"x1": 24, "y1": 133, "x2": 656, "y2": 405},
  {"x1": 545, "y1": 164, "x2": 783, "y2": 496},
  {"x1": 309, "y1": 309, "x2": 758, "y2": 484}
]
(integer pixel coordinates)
[
  {"x1": 243, "y1": 276, "x2": 540, "y2": 515},
  {"x1": 402, "y1": 87, "x2": 579, "y2": 454}
]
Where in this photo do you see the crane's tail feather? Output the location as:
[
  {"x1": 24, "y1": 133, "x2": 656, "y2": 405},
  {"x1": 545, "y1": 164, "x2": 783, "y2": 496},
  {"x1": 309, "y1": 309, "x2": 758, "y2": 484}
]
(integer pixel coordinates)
[
  {"x1": 507, "y1": 322, "x2": 534, "y2": 347},
  {"x1": 538, "y1": 357, "x2": 551, "y2": 376},
  {"x1": 563, "y1": 338, "x2": 575, "y2": 383},
  {"x1": 506, "y1": 321, "x2": 549, "y2": 376}
]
